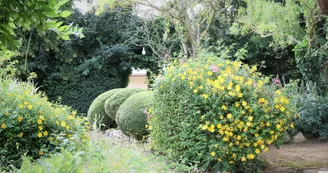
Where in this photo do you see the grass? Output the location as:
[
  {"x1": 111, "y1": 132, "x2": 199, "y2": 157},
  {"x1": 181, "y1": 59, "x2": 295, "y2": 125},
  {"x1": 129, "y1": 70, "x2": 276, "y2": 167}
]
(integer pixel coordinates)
[{"x1": 9, "y1": 131, "x2": 196, "y2": 173}]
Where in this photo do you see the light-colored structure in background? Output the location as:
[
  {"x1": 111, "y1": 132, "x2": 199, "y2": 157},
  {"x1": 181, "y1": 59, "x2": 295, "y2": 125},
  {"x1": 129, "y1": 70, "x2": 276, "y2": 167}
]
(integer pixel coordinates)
[{"x1": 127, "y1": 68, "x2": 148, "y2": 89}]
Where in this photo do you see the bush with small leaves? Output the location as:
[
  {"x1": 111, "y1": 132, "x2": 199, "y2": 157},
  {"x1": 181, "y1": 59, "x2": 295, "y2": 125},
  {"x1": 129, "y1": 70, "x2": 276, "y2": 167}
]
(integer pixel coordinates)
[
  {"x1": 0, "y1": 79, "x2": 89, "y2": 169},
  {"x1": 104, "y1": 88, "x2": 145, "y2": 121},
  {"x1": 87, "y1": 88, "x2": 123, "y2": 130},
  {"x1": 116, "y1": 91, "x2": 153, "y2": 140},
  {"x1": 149, "y1": 52, "x2": 297, "y2": 172}
]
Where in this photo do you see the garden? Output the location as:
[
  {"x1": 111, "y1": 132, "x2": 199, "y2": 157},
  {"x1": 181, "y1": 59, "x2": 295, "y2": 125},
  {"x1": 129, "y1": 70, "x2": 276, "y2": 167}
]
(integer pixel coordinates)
[{"x1": 1, "y1": 0, "x2": 328, "y2": 173}]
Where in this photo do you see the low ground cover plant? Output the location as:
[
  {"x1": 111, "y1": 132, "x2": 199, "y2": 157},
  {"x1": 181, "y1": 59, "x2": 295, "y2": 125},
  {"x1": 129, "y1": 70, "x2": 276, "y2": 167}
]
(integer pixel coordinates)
[
  {"x1": 149, "y1": 52, "x2": 297, "y2": 172},
  {"x1": 0, "y1": 79, "x2": 89, "y2": 169}
]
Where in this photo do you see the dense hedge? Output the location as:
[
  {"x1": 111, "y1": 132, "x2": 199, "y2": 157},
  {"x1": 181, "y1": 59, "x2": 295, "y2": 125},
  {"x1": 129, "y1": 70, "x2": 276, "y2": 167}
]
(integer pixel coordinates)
[
  {"x1": 116, "y1": 91, "x2": 153, "y2": 140},
  {"x1": 14, "y1": 10, "x2": 160, "y2": 114},
  {"x1": 104, "y1": 88, "x2": 145, "y2": 121}
]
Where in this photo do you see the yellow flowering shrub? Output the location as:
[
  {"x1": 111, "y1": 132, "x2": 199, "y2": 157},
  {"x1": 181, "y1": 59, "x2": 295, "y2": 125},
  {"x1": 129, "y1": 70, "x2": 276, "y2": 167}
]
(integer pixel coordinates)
[
  {"x1": 149, "y1": 53, "x2": 297, "y2": 172},
  {"x1": 0, "y1": 79, "x2": 89, "y2": 168}
]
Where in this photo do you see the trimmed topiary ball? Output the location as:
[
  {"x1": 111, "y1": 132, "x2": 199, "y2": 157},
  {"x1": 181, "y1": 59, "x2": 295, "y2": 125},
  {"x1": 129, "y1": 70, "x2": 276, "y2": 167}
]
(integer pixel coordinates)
[
  {"x1": 87, "y1": 88, "x2": 123, "y2": 130},
  {"x1": 116, "y1": 91, "x2": 153, "y2": 140},
  {"x1": 104, "y1": 88, "x2": 145, "y2": 121}
]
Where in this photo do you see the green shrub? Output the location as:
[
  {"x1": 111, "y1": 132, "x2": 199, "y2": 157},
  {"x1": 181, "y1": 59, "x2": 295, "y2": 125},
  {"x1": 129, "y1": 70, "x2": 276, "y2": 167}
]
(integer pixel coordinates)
[
  {"x1": 116, "y1": 91, "x2": 153, "y2": 140},
  {"x1": 149, "y1": 52, "x2": 297, "y2": 172},
  {"x1": 0, "y1": 79, "x2": 89, "y2": 169},
  {"x1": 87, "y1": 88, "x2": 123, "y2": 130},
  {"x1": 288, "y1": 81, "x2": 328, "y2": 140},
  {"x1": 104, "y1": 88, "x2": 145, "y2": 121}
]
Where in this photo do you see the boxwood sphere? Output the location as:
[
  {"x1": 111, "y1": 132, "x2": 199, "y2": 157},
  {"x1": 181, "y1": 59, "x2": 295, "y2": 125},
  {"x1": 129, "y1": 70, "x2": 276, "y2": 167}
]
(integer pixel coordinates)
[
  {"x1": 87, "y1": 88, "x2": 123, "y2": 130},
  {"x1": 104, "y1": 88, "x2": 145, "y2": 121},
  {"x1": 116, "y1": 91, "x2": 153, "y2": 140}
]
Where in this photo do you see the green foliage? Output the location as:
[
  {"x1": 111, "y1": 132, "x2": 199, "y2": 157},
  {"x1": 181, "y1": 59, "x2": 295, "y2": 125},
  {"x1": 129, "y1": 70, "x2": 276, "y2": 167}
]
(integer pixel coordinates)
[
  {"x1": 116, "y1": 91, "x2": 152, "y2": 140},
  {"x1": 104, "y1": 88, "x2": 145, "y2": 121},
  {"x1": 16, "y1": 135, "x2": 182, "y2": 173},
  {"x1": 233, "y1": 0, "x2": 310, "y2": 47},
  {"x1": 294, "y1": 39, "x2": 328, "y2": 93},
  {"x1": 0, "y1": 79, "x2": 89, "y2": 169},
  {"x1": 12, "y1": 10, "x2": 159, "y2": 114},
  {"x1": 149, "y1": 52, "x2": 297, "y2": 172},
  {"x1": 0, "y1": 0, "x2": 84, "y2": 50},
  {"x1": 288, "y1": 81, "x2": 328, "y2": 140},
  {"x1": 87, "y1": 88, "x2": 123, "y2": 130},
  {"x1": 18, "y1": 150, "x2": 84, "y2": 173}
]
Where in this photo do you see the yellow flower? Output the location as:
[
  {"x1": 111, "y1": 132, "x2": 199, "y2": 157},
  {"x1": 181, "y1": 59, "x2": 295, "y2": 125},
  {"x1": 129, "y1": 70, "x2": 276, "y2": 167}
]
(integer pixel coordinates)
[
  {"x1": 266, "y1": 122, "x2": 271, "y2": 127},
  {"x1": 39, "y1": 150, "x2": 44, "y2": 155},
  {"x1": 276, "y1": 124, "x2": 281, "y2": 129},
  {"x1": 290, "y1": 123, "x2": 295, "y2": 128},
  {"x1": 202, "y1": 94, "x2": 209, "y2": 99},
  {"x1": 222, "y1": 105, "x2": 227, "y2": 110},
  {"x1": 193, "y1": 89, "x2": 198, "y2": 93},
  {"x1": 208, "y1": 71, "x2": 213, "y2": 76},
  {"x1": 246, "y1": 122, "x2": 252, "y2": 127},
  {"x1": 227, "y1": 113, "x2": 233, "y2": 120},
  {"x1": 217, "y1": 124, "x2": 222, "y2": 129},
  {"x1": 43, "y1": 131, "x2": 48, "y2": 136},
  {"x1": 235, "y1": 84, "x2": 241, "y2": 92},
  {"x1": 208, "y1": 124, "x2": 215, "y2": 132},
  {"x1": 264, "y1": 147, "x2": 269, "y2": 152},
  {"x1": 248, "y1": 116, "x2": 253, "y2": 121},
  {"x1": 61, "y1": 121, "x2": 66, "y2": 127},
  {"x1": 1, "y1": 123, "x2": 6, "y2": 129},
  {"x1": 247, "y1": 154, "x2": 255, "y2": 160},
  {"x1": 28, "y1": 105, "x2": 33, "y2": 110},
  {"x1": 66, "y1": 125, "x2": 70, "y2": 130},
  {"x1": 237, "y1": 135, "x2": 242, "y2": 140},
  {"x1": 38, "y1": 119, "x2": 42, "y2": 124},
  {"x1": 211, "y1": 151, "x2": 216, "y2": 156},
  {"x1": 24, "y1": 101, "x2": 29, "y2": 105},
  {"x1": 38, "y1": 126, "x2": 43, "y2": 130},
  {"x1": 38, "y1": 132, "x2": 43, "y2": 138},
  {"x1": 242, "y1": 101, "x2": 247, "y2": 107},
  {"x1": 202, "y1": 125, "x2": 208, "y2": 130},
  {"x1": 18, "y1": 104, "x2": 23, "y2": 109},
  {"x1": 241, "y1": 156, "x2": 247, "y2": 162},
  {"x1": 229, "y1": 160, "x2": 234, "y2": 164},
  {"x1": 280, "y1": 106, "x2": 285, "y2": 112},
  {"x1": 17, "y1": 116, "x2": 23, "y2": 122},
  {"x1": 18, "y1": 132, "x2": 24, "y2": 137},
  {"x1": 39, "y1": 115, "x2": 44, "y2": 120},
  {"x1": 67, "y1": 134, "x2": 72, "y2": 138},
  {"x1": 67, "y1": 115, "x2": 74, "y2": 120},
  {"x1": 223, "y1": 137, "x2": 229, "y2": 142},
  {"x1": 238, "y1": 93, "x2": 243, "y2": 98},
  {"x1": 255, "y1": 149, "x2": 260, "y2": 154}
]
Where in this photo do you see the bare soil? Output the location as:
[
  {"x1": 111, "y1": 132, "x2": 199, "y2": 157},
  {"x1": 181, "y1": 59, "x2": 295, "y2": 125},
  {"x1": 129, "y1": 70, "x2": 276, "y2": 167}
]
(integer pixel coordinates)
[{"x1": 262, "y1": 139, "x2": 328, "y2": 172}]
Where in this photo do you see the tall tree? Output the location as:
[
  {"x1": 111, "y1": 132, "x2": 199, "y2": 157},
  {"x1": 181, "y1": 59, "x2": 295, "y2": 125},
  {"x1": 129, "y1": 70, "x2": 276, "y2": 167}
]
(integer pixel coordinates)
[{"x1": 95, "y1": 0, "x2": 234, "y2": 59}]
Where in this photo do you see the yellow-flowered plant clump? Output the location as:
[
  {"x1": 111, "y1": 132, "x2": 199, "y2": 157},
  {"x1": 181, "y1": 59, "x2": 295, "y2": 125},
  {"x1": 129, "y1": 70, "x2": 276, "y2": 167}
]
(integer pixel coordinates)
[
  {"x1": 149, "y1": 53, "x2": 297, "y2": 172},
  {"x1": 0, "y1": 79, "x2": 90, "y2": 168}
]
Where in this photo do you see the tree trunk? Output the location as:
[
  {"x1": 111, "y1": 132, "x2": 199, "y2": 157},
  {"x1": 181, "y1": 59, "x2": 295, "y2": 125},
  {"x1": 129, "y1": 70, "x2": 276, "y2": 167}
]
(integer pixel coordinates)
[{"x1": 318, "y1": 0, "x2": 328, "y2": 15}]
